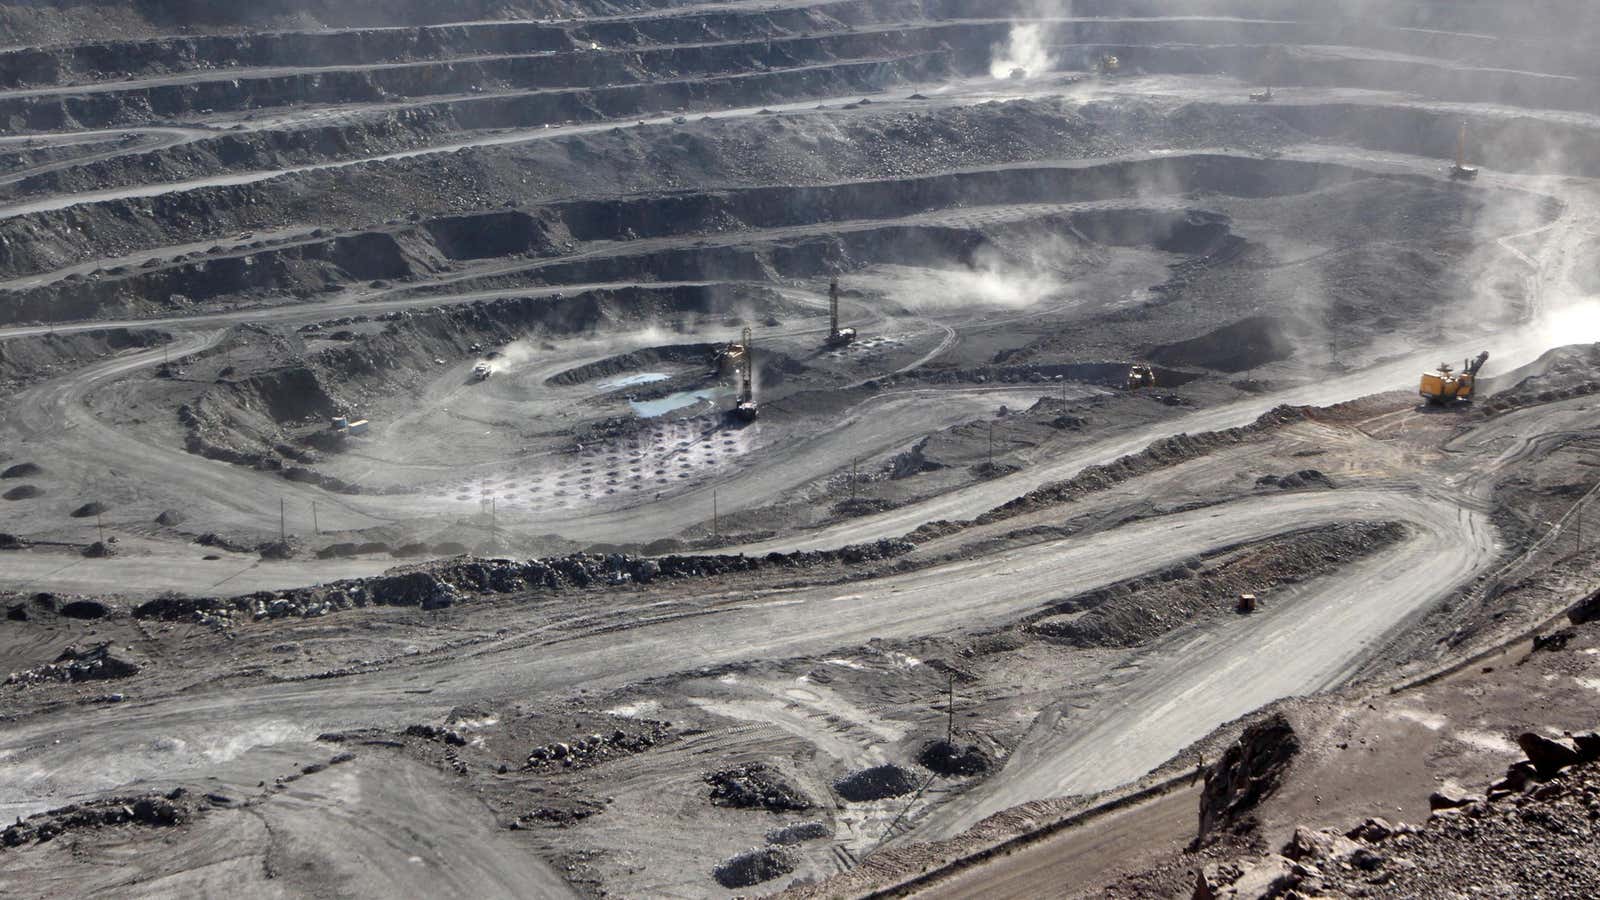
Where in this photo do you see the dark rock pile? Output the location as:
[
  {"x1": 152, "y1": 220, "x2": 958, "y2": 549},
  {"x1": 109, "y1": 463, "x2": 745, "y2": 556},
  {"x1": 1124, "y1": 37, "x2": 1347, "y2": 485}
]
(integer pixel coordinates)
[
  {"x1": 713, "y1": 845, "x2": 798, "y2": 889},
  {"x1": 129, "y1": 540, "x2": 917, "y2": 625},
  {"x1": 403, "y1": 723, "x2": 467, "y2": 746},
  {"x1": 2, "y1": 789, "x2": 192, "y2": 847},
  {"x1": 1254, "y1": 469, "x2": 1334, "y2": 490},
  {"x1": 765, "y1": 820, "x2": 831, "y2": 845},
  {"x1": 705, "y1": 763, "x2": 815, "y2": 812},
  {"x1": 917, "y1": 739, "x2": 992, "y2": 777},
  {"x1": 5, "y1": 642, "x2": 141, "y2": 687},
  {"x1": 834, "y1": 764, "x2": 920, "y2": 802}
]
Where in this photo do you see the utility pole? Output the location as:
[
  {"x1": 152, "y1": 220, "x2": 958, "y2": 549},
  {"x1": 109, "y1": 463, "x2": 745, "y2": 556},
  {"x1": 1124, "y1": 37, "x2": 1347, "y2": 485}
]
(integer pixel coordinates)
[
  {"x1": 987, "y1": 422, "x2": 995, "y2": 469},
  {"x1": 712, "y1": 488, "x2": 718, "y2": 538},
  {"x1": 946, "y1": 672, "x2": 955, "y2": 746},
  {"x1": 279, "y1": 498, "x2": 286, "y2": 543},
  {"x1": 95, "y1": 511, "x2": 104, "y2": 545},
  {"x1": 312, "y1": 501, "x2": 319, "y2": 535},
  {"x1": 850, "y1": 458, "x2": 858, "y2": 501}
]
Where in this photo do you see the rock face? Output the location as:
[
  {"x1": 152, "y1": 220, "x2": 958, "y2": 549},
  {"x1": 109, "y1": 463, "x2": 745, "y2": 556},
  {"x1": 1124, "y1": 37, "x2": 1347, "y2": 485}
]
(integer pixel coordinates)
[{"x1": 1196, "y1": 713, "x2": 1300, "y2": 843}]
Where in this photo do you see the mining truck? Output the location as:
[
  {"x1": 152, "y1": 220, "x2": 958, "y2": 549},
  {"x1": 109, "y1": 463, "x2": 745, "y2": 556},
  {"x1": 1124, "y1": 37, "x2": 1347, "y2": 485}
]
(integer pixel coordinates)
[
  {"x1": 824, "y1": 278, "x2": 856, "y2": 348},
  {"x1": 1126, "y1": 364, "x2": 1156, "y2": 390},
  {"x1": 1250, "y1": 86, "x2": 1273, "y2": 102},
  {"x1": 1449, "y1": 121, "x2": 1479, "y2": 180},
  {"x1": 1419, "y1": 351, "x2": 1488, "y2": 405}
]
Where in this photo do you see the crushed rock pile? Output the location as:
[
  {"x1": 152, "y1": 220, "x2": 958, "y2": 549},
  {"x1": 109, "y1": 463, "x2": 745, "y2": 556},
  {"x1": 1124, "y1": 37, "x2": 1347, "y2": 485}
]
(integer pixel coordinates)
[
  {"x1": 706, "y1": 763, "x2": 815, "y2": 812},
  {"x1": 1254, "y1": 469, "x2": 1334, "y2": 490},
  {"x1": 5, "y1": 642, "x2": 140, "y2": 686},
  {"x1": 714, "y1": 845, "x2": 798, "y2": 889},
  {"x1": 129, "y1": 540, "x2": 916, "y2": 625},
  {"x1": 835, "y1": 764, "x2": 920, "y2": 802},
  {"x1": 2, "y1": 789, "x2": 193, "y2": 848},
  {"x1": 766, "y1": 820, "x2": 831, "y2": 845},
  {"x1": 917, "y1": 740, "x2": 992, "y2": 777}
]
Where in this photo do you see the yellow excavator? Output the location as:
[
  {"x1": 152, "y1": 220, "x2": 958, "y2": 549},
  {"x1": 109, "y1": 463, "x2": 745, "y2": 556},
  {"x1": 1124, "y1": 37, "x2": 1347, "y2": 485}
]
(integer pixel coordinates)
[
  {"x1": 1420, "y1": 351, "x2": 1488, "y2": 404},
  {"x1": 1098, "y1": 53, "x2": 1120, "y2": 75},
  {"x1": 1126, "y1": 364, "x2": 1156, "y2": 390}
]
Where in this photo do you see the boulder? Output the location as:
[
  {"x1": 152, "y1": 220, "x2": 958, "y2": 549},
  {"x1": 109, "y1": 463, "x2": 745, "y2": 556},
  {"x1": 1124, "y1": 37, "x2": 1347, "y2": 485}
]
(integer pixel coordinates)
[
  {"x1": 1517, "y1": 732, "x2": 1583, "y2": 779},
  {"x1": 1429, "y1": 788, "x2": 1483, "y2": 811},
  {"x1": 1346, "y1": 817, "x2": 1395, "y2": 843},
  {"x1": 1568, "y1": 587, "x2": 1600, "y2": 625},
  {"x1": 1284, "y1": 825, "x2": 1360, "y2": 861}
]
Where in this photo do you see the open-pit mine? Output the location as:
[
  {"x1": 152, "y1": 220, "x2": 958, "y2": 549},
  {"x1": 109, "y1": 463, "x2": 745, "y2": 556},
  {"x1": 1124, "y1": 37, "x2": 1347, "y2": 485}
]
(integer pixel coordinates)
[{"x1": 6, "y1": 2, "x2": 1600, "y2": 897}]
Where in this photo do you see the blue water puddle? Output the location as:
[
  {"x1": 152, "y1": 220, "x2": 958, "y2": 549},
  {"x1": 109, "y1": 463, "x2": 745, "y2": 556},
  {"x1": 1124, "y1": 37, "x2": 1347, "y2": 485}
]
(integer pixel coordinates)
[
  {"x1": 597, "y1": 372, "x2": 670, "y2": 392},
  {"x1": 630, "y1": 387, "x2": 728, "y2": 418}
]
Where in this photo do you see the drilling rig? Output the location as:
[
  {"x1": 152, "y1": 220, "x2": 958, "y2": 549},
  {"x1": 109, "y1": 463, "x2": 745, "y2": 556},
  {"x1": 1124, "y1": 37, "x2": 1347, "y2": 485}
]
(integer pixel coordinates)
[
  {"x1": 1449, "y1": 121, "x2": 1479, "y2": 180},
  {"x1": 1419, "y1": 351, "x2": 1488, "y2": 404},
  {"x1": 732, "y1": 326, "x2": 759, "y2": 422},
  {"x1": 824, "y1": 278, "x2": 857, "y2": 348}
]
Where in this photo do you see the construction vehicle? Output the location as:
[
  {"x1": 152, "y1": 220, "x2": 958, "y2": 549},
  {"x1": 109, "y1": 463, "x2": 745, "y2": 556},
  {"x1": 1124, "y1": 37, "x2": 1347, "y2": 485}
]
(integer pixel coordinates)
[
  {"x1": 1250, "y1": 86, "x2": 1273, "y2": 102},
  {"x1": 731, "y1": 326, "x2": 759, "y2": 422},
  {"x1": 1449, "y1": 121, "x2": 1479, "y2": 180},
  {"x1": 1126, "y1": 364, "x2": 1156, "y2": 390},
  {"x1": 472, "y1": 362, "x2": 493, "y2": 381},
  {"x1": 1238, "y1": 593, "x2": 1257, "y2": 613},
  {"x1": 713, "y1": 332, "x2": 749, "y2": 376},
  {"x1": 1097, "y1": 53, "x2": 1120, "y2": 75},
  {"x1": 824, "y1": 278, "x2": 856, "y2": 348},
  {"x1": 1419, "y1": 351, "x2": 1488, "y2": 405}
]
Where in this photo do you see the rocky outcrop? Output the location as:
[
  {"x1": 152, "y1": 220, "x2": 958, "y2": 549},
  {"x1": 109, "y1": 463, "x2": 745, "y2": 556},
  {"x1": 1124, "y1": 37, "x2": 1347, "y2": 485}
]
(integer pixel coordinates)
[{"x1": 1196, "y1": 713, "x2": 1300, "y2": 844}]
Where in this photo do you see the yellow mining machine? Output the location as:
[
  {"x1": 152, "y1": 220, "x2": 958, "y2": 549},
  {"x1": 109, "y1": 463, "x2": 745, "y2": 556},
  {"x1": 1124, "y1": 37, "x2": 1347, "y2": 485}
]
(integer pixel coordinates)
[
  {"x1": 732, "y1": 326, "x2": 759, "y2": 422},
  {"x1": 1126, "y1": 363, "x2": 1156, "y2": 390},
  {"x1": 1419, "y1": 351, "x2": 1488, "y2": 405},
  {"x1": 1449, "y1": 121, "x2": 1479, "y2": 180},
  {"x1": 1249, "y1": 86, "x2": 1274, "y2": 102},
  {"x1": 1097, "y1": 53, "x2": 1121, "y2": 75},
  {"x1": 824, "y1": 278, "x2": 857, "y2": 348},
  {"x1": 713, "y1": 329, "x2": 749, "y2": 376}
]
